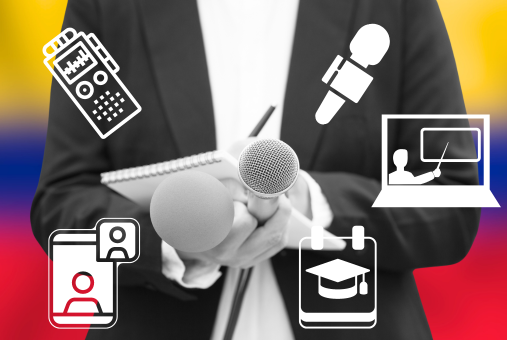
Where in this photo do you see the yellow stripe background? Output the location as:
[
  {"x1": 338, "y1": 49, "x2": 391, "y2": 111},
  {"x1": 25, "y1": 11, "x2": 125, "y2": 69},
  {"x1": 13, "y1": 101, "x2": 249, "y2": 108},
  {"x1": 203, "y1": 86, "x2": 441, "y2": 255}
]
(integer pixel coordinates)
[{"x1": 0, "y1": 0, "x2": 506, "y2": 124}]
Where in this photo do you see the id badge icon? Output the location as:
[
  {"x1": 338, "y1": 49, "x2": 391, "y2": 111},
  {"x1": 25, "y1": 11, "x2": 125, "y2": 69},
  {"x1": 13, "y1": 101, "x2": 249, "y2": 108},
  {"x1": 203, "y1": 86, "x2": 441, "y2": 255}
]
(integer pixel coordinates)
[
  {"x1": 299, "y1": 226, "x2": 377, "y2": 329},
  {"x1": 49, "y1": 218, "x2": 140, "y2": 329}
]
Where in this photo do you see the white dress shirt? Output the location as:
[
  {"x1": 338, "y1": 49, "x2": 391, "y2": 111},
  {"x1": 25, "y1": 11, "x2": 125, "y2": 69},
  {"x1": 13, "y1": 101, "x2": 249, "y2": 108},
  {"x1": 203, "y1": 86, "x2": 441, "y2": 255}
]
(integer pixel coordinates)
[{"x1": 161, "y1": 1, "x2": 333, "y2": 339}]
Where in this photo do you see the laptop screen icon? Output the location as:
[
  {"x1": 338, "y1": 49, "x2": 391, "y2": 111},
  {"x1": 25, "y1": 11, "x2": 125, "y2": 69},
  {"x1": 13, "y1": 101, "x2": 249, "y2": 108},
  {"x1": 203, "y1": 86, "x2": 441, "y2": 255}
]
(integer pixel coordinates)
[{"x1": 373, "y1": 114, "x2": 499, "y2": 207}]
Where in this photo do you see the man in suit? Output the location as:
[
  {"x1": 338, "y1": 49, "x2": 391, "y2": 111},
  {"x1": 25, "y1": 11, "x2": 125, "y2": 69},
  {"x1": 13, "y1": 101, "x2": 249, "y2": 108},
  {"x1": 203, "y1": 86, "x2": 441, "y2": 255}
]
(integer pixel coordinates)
[{"x1": 32, "y1": 0, "x2": 480, "y2": 339}]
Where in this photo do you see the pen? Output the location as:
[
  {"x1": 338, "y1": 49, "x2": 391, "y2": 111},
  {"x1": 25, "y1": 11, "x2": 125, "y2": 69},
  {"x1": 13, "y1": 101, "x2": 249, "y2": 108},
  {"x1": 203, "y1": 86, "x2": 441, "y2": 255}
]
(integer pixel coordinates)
[{"x1": 248, "y1": 105, "x2": 277, "y2": 137}]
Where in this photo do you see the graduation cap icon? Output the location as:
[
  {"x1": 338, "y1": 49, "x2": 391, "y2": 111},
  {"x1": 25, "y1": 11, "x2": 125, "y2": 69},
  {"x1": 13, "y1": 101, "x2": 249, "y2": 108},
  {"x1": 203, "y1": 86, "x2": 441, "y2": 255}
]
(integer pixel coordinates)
[{"x1": 306, "y1": 258, "x2": 370, "y2": 299}]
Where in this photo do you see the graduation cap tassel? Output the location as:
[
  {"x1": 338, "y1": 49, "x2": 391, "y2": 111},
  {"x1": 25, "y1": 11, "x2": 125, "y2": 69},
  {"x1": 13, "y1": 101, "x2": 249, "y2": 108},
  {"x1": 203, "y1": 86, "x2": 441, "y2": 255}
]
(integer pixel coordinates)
[{"x1": 359, "y1": 273, "x2": 368, "y2": 295}]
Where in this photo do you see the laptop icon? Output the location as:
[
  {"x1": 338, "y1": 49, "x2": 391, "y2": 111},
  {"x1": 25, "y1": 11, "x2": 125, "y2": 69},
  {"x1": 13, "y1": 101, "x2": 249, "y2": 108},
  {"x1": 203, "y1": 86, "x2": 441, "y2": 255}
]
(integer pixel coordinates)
[{"x1": 373, "y1": 114, "x2": 500, "y2": 208}]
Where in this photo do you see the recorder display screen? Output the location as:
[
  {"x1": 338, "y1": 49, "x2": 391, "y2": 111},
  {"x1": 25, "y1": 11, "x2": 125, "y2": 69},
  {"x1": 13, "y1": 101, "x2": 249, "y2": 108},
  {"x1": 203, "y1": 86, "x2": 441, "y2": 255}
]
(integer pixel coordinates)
[{"x1": 54, "y1": 41, "x2": 98, "y2": 85}]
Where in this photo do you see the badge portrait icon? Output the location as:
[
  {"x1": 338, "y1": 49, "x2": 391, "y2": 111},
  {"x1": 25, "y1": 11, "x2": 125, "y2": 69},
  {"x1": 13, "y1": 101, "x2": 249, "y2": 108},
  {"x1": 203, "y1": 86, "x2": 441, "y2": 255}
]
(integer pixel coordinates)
[
  {"x1": 43, "y1": 27, "x2": 141, "y2": 139},
  {"x1": 97, "y1": 219, "x2": 139, "y2": 261},
  {"x1": 49, "y1": 218, "x2": 140, "y2": 329},
  {"x1": 373, "y1": 114, "x2": 500, "y2": 207},
  {"x1": 299, "y1": 226, "x2": 377, "y2": 329}
]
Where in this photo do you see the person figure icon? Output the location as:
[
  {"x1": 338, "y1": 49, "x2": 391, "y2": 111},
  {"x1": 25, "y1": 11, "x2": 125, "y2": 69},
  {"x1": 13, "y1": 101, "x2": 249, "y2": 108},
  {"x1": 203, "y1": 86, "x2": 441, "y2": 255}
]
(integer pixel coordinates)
[
  {"x1": 105, "y1": 226, "x2": 129, "y2": 260},
  {"x1": 62, "y1": 271, "x2": 103, "y2": 315},
  {"x1": 389, "y1": 149, "x2": 441, "y2": 185}
]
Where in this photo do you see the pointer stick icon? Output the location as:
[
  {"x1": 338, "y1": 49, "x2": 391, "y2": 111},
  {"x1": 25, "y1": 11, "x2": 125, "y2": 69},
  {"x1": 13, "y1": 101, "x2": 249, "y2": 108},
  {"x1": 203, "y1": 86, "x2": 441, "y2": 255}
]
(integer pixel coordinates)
[{"x1": 436, "y1": 142, "x2": 449, "y2": 170}]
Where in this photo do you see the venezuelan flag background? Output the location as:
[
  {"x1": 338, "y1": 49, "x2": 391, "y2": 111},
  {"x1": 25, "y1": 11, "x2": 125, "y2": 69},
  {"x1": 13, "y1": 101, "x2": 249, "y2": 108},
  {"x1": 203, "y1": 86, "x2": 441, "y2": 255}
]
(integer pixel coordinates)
[{"x1": 0, "y1": 0, "x2": 506, "y2": 339}]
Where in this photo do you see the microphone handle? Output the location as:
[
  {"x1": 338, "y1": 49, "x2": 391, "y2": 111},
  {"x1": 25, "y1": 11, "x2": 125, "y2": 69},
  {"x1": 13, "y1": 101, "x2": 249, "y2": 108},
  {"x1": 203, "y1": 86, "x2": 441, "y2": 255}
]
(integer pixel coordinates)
[
  {"x1": 223, "y1": 193, "x2": 279, "y2": 340},
  {"x1": 246, "y1": 191, "x2": 279, "y2": 224}
]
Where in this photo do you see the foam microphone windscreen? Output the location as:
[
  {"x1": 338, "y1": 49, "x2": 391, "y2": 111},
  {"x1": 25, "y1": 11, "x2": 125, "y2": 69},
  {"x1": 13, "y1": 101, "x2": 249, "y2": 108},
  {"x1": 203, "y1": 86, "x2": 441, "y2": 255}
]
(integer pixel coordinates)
[{"x1": 150, "y1": 171, "x2": 234, "y2": 253}]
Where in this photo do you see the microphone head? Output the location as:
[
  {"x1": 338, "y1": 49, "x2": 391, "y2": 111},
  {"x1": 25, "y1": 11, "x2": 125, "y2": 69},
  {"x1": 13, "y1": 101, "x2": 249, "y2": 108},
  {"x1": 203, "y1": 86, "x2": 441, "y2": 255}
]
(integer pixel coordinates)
[
  {"x1": 238, "y1": 139, "x2": 299, "y2": 199},
  {"x1": 150, "y1": 171, "x2": 234, "y2": 253},
  {"x1": 350, "y1": 24, "x2": 390, "y2": 68}
]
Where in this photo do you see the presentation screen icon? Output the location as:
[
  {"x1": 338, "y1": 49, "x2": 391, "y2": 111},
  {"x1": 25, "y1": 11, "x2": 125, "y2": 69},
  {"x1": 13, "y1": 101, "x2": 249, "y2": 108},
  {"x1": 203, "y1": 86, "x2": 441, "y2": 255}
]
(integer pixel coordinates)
[
  {"x1": 299, "y1": 226, "x2": 377, "y2": 329},
  {"x1": 43, "y1": 28, "x2": 141, "y2": 139},
  {"x1": 421, "y1": 128, "x2": 481, "y2": 162},
  {"x1": 49, "y1": 218, "x2": 140, "y2": 329},
  {"x1": 373, "y1": 114, "x2": 499, "y2": 207}
]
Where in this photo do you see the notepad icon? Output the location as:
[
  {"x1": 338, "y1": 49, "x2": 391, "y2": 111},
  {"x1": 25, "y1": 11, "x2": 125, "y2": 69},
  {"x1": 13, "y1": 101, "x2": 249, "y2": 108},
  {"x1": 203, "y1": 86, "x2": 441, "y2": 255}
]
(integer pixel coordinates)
[{"x1": 299, "y1": 226, "x2": 377, "y2": 329}]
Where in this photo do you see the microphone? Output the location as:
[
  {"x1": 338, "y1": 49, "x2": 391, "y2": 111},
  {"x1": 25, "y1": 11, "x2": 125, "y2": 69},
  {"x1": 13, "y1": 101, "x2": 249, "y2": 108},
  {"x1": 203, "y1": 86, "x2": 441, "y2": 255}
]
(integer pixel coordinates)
[
  {"x1": 238, "y1": 138, "x2": 300, "y2": 223},
  {"x1": 315, "y1": 24, "x2": 390, "y2": 125},
  {"x1": 150, "y1": 171, "x2": 234, "y2": 253},
  {"x1": 222, "y1": 139, "x2": 299, "y2": 340}
]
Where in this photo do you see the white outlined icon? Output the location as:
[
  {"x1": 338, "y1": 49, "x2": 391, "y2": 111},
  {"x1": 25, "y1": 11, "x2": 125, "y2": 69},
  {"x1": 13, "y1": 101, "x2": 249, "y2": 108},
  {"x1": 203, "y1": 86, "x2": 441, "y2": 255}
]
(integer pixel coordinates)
[
  {"x1": 43, "y1": 28, "x2": 141, "y2": 138},
  {"x1": 373, "y1": 114, "x2": 500, "y2": 207},
  {"x1": 49, "y1": 218, "x2": 140, "y2": 329},
  {"x1": 306, "y1": 259, "x2": 370, "y2": 299},
  {"x1": 315, "y1": 24, "x2": 390, "y2": 124},
  {"x1": 299, "y1": 226, "x2": 377, "y2": 329}
]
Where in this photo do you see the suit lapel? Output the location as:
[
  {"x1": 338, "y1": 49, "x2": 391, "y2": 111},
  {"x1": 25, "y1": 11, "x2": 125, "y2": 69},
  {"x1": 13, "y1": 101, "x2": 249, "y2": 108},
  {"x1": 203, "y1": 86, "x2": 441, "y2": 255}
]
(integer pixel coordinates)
[
  {"x1": 281, "y1": 0, "x2": 357, "y2": 170},
  {"x1": 278, "y1": 1, "x2": 357, "y2": 338},
  {"x1": 137, "y1": 0, "x2": 215, "y2": 157},
  {"x1": 138, "y1": 0, "x2": 355, "y2": 162}
]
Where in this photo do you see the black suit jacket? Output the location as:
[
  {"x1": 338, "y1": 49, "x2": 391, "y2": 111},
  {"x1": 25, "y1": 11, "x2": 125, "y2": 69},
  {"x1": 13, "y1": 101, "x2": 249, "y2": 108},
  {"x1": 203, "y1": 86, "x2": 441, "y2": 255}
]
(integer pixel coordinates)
[{"x1": 31, "y1": 0, "x2": 481, "y2": 339}]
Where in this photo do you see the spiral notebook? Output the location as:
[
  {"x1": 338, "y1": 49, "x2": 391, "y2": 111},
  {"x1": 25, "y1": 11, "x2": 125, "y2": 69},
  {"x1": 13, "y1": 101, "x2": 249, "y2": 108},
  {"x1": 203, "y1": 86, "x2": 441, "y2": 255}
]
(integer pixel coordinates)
[{"x1": 101, "y1": 150, "x2": 345, "y2": 250}]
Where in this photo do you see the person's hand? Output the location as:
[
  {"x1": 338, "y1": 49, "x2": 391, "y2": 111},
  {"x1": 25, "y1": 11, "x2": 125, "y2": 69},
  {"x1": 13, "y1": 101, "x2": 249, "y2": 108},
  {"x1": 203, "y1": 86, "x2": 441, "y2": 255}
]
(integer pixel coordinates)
[
  {"x1": 433, "y1": 168, "x2": 441, "y2": 178},
  {"x1": 227, "y1": 137, "x2": 258, "y2": 160},
  {"x1": 220, "y1": 178, "x2": 248, "y2": 203},
  {"x1": 287, "y1": 175, "x2": 312, "y2": 220},
  {"x1": 177, "y1": 180, "x2": 293, "y2": 269}
]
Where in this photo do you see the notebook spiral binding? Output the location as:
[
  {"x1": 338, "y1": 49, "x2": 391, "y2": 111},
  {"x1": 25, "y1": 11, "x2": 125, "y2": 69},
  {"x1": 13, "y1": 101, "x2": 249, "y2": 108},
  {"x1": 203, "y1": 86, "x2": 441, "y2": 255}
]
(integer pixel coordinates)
[{"x1": 100, "y1": 150, "x2": 222, "y2": 184}]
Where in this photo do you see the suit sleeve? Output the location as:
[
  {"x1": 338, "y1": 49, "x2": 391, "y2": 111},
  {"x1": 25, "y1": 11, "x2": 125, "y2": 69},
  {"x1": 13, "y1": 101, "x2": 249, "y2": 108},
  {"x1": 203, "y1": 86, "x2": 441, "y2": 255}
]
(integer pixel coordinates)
[
  {"x1": 30, "y1": 0, "x2": 195, "y2": 301},
  {"x1": 309, "y1": 0, "x2": 481, "y2": 272}
]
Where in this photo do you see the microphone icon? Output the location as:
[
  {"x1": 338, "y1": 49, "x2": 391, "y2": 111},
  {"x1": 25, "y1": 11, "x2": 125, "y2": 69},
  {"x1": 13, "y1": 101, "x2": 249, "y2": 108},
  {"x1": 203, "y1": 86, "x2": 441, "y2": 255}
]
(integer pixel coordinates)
[{"x1": 315, "y1": 24, "x2": 390, "y2": 125}]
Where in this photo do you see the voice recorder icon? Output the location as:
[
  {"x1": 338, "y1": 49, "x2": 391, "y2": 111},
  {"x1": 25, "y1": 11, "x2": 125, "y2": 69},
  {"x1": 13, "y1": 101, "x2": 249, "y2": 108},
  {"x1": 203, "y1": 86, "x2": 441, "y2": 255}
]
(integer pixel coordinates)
[
  {"x1": 299, "y1": 226, "x2": 377, "y2": 329},
  {"x1": 43, "y1": 28, "x2": 141, "y2": 139},
  {"x1": 315, "y1": 24, "x2": 390, "y2": 125},
  {"x1": 49, "y1": 218, "x2": 140, "y2": 329}
]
